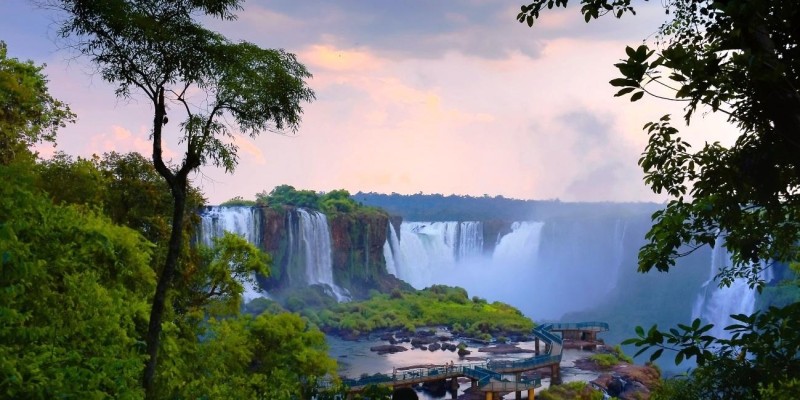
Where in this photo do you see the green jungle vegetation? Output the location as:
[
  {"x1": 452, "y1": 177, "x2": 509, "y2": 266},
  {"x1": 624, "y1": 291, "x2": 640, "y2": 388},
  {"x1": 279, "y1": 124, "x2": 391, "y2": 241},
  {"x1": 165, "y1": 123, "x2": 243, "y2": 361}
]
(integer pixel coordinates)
[
  {"x1": 589, "y1": 345, "x2": 634, "y2": 369},
  {"x1": 245, "y1": 285, "x2": 535, "y2": 340},
  {"x1": 254, "y1": 184, "x2": 385, "y2": 216},
  {"x1": 1, "y1": 151, "x2": 339, "y2": 397},
  {"x1": 302, "y1": 285, "x2": 535, "y2": 339},
  {"x1": 537, "y1": 381, "x2": 604, "y2": 400},
  {"x1": 219, "y1": 196, "x2": 257, "y2": 207},
  {"x1": 0, "y1": 12, "x2": 340, "y2": 397}
]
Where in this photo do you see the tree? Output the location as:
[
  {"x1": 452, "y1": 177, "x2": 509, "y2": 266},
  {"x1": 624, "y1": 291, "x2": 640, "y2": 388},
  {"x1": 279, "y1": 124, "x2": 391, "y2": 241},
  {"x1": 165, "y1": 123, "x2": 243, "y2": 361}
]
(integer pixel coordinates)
[
  {"x1": 45, "y1": 1, "x2": 314, "y2": 396},
  {"x1": 155, "y1": 312, "x2": 336, "y2": 399},
  {"x1": 0, "y1": 41, "x2": 74, "y2": 164},
  {"x1": 257, "y1": 184, "x2": 321, "y2": 209},
  {"x1": 0, "y1": 161, "x2": 155, "y2": 398},
  {"x1": 36, "y1": 151, "x2": 206, "y2": 273},
  {"x1": 320, "y1": 189, "x2": 358, "y2": 213},
  {"x1": 517, "y1": 0, "x2": 800, "y2": 396}
]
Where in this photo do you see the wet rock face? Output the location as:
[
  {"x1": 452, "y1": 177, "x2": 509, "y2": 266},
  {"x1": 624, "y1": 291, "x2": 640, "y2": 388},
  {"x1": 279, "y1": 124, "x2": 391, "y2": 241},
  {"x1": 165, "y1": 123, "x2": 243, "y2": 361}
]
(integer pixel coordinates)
[
  {"x1": 256, "y1": 206, "x2": 409, "y2": 297},
  {"x1": 259, "y1": 207, "x2": 287, "y2": 256},
  {"x1": 605, "y1": 376, "x2": 625, "y2": 397},
  {"x1": 593, "y1": 372, "x2": 654, "y2": 400}
]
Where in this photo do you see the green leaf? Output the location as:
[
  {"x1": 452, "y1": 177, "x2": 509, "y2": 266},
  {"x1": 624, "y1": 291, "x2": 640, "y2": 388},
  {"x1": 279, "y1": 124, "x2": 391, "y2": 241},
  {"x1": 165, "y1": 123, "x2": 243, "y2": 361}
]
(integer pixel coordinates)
[
  {"x1": 615, "y1": 87, "x2": 636, "y2": 97},
  {"x1": 650, "y1": 348, "x2": 664, "y2": 362},
  {"x1": 635, "y1": 326, "x2": 645, "y2": 337},
  {"x1": 610, "y1": 78, "x2": 638, "y2": 87},
  {"x1": 630, "y1": 91, "x2": 644, "y2": 102},
  {"x1": 669, "y1": 73, "x2": 686, "y2": 82}
]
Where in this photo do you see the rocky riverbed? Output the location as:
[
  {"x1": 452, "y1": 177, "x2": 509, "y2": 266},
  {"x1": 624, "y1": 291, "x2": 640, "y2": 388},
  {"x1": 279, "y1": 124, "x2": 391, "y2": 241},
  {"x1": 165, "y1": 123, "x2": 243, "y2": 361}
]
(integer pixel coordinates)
[{"x1": 328, "y1": 329, "x2": 660, "y2": 400}]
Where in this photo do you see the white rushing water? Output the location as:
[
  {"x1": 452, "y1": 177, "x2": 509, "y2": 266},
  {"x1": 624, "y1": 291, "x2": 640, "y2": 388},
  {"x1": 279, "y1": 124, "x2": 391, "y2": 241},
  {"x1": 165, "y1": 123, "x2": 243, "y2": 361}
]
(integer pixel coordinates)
[
  {"x1": 295, "y1": 208, "x2": 351, "y2": 302},
  {"x1": 492, "y1": 221, "x2": 544, "y2": 266},
  {"x1": 691, "y1": 236, "x2": 766, "y2": 339},
  {"x1": 457, "y1": 221, "x2": 484, "y2": 260},
  {"x1": 198, "y1": 206, "x2": 264, "y2": 301},
  {"x1": 383, "y1": 222, "x2": 401, "y2": 276},
  {"x1": 383, "y1": 221, "x2": 486, "y2": 288},
  {"x1": 383, "y1": 219, "x2": 637, "y2": 320},
  {"x1": 385, "y1": 220, "x2": 545, "y2": 290},
  {"x1": 199, "y1": 206, "x2": 259, "y2": 247}
]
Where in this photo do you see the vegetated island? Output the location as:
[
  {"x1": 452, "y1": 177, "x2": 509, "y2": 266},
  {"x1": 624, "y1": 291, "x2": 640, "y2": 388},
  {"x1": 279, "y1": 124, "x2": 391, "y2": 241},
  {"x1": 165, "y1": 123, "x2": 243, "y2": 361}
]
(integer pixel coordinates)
[{"x1": 292, "y1": 285, "x2": 535, "y2": 341}]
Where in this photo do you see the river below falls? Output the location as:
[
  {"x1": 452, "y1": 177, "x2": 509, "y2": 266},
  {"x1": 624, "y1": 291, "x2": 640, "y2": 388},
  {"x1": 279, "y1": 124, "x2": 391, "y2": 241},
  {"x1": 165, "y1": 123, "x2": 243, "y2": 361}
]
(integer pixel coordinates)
[{"x1": 326, "y1": 334, "x2": 601, "y2": 399}]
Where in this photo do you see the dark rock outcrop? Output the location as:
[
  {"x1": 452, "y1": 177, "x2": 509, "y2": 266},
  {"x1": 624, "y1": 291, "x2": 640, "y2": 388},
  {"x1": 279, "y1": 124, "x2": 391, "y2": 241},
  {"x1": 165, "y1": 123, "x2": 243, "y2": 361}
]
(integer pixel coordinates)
[
  {"x1": 589, "y1": 362, "x2": 660, "y2": 400},
  {"x1": 411, "y1": 336, "x2": 438, "y2": 347},
  {"x1": 369, "y1": 344, "x2": 408, "y2": 355},
  {"x1": 482, "y1": 220, "x2": 512, "y2": 254}
]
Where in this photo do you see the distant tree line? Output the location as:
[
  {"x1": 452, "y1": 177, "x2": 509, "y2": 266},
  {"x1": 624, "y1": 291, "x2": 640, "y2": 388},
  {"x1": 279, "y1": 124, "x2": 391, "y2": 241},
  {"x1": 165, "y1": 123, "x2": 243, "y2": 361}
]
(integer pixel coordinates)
[{"x1": 352, "y1": 192, "x2": 661, "y2": 221}]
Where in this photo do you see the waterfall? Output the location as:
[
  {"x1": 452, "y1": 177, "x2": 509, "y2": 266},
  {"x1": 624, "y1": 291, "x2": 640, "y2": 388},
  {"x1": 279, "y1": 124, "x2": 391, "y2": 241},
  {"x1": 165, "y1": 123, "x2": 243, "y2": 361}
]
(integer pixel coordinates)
[
  {"x1": 492, "y1": 221, "x2": 544, "y2": 265},
  {"x1": 691, "y1": 237, "x2": 759, "y2": 339},
  {"x1": 382, "y1": 218, "x2": 635, "y2": 320},
  {"x1": 295, "y1": 208, "x2": 351, "y2": 302},
  {"x1": 199, "y1": 206, "x2": 259, "y2": 246},
  {"x1": 198, "y1": 206, "x2": 263, "y2": 301},
  {"x1": 606, "y1": 219, "x2": 628, "y2": 291},
  {"x1": 457, "y1": 221, "x2": 484, "y2": 260},
  {"x1": 383, "y1": 221, "x2": 486, "y2": 289},
  {"x1": 383, "y1": 222, "x2": 401, "y2": 276}
]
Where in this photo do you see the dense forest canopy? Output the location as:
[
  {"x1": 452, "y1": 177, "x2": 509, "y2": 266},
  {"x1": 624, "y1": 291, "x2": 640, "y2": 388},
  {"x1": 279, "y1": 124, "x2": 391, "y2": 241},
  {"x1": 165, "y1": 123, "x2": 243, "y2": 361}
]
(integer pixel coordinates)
[
  {"x1": 41, "y1": 0, "x2": 317, "y2": 395},
  {"x1": 0, "y1": 15, "x2": 338, "y2": 400},
  {"x1": 304, "y1": 285, "x2": 535, "y2": 339},
  {"x1": 256, "y1": 185, "x2": 382, "y2": 215},
  {"x1": 353, "y1": 191, "x2": 661, "y2": 221}
]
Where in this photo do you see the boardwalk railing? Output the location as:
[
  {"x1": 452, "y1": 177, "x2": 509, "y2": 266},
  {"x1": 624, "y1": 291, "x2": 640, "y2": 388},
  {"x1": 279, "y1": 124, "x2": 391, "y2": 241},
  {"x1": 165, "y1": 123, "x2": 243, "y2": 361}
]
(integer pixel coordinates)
[
  {"x1": 533, "y1": 325, "x2": 563, "y2": 345},
  {"x1": 487, "y1": 354, "x2": 562, "y2": 373},
  {"x1": 328, "y1": 321, "x2": 605, "y2": 391},
  {"x1": 464, "y1": 366, "x2": 501, "y2": 386},
  {"x1": 546, "y1": 321, "x2": 609, "y2": 332}
]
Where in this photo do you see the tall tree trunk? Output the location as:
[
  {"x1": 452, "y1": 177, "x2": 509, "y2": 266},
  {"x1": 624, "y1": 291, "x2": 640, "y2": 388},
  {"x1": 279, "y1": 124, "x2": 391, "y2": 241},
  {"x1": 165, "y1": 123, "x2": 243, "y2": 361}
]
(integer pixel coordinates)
[
  {"x1": 143, "y1": 182, "x2": 186, "y2": 399},
  {"x1": 142, "y1": 87, "x2": 185, "y2": 399}
]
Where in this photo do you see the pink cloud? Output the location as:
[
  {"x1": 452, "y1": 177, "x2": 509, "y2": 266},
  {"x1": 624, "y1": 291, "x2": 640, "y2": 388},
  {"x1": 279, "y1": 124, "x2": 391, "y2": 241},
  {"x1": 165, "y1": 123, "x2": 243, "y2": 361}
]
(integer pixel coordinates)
[
  {"x1": 301, "y1": 45, "x2": 385, "y2": 73},
  {"x1": 87, "y1": 125, "x2": 176, "y2": 160}
]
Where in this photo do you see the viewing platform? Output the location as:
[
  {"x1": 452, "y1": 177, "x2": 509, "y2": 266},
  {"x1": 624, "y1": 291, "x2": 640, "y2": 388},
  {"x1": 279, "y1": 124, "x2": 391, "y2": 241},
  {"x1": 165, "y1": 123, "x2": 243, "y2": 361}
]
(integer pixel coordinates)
[
  {"x1": 329, "y1": 321, "x2": 608, "y2": 399},
  {"x1": 540, "y1": 321, "x2": 609, "y2": 350}
]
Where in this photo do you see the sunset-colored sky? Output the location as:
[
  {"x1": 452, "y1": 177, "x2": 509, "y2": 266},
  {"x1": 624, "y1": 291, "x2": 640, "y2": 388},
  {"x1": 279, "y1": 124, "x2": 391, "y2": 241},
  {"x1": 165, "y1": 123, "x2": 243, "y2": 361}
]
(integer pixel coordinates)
[{"x1": 1, "y1": 0, "x2": 736, "y2": 204}]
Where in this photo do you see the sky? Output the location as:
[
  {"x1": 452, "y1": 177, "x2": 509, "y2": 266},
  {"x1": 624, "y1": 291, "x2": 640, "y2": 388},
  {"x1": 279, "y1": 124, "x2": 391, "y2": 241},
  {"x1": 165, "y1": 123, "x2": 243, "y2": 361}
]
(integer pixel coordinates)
[{"x1": 0, "y1": 0, "x2": 738, "y2": 204}]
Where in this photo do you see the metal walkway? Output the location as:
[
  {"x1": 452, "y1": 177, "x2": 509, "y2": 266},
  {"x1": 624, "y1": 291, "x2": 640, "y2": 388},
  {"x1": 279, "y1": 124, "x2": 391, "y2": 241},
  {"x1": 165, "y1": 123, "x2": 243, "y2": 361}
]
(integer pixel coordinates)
[{"x1": 332, "y1": 321, "x2": 608, "y2": 392}]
